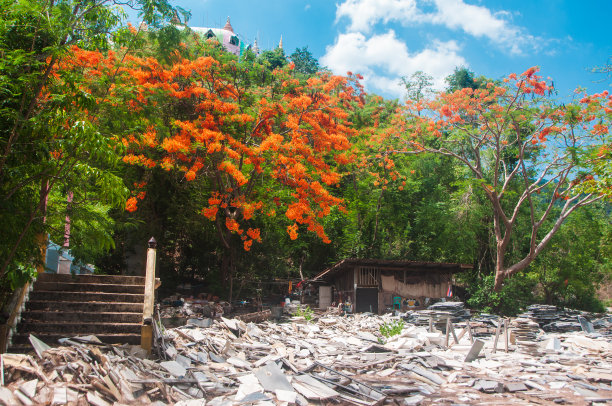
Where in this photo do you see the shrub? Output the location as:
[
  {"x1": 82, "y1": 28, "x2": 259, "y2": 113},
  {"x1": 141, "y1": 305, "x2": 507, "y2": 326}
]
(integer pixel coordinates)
[
  {"x1": 379, "y1": 319, "x2": 404, "y2": 340},
  {"x1": 293, "y1": 305, "x2": 314, "y2": 322},
  {"x1": 466, "y1": 273, "x2": 535, "y2": 316}
]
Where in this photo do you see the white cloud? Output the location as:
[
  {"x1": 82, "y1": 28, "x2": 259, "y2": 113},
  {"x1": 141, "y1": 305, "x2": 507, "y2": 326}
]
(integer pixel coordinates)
[
  {"x1": 335, "y1": 0, "x2": 539, "y2": 55},
  {"x1": 429, "y1": 0, "x2": 532, "y2": 54},
  {"x1": 336, "y1": 0, "x2": 421, "y2": 33},
  {"x1": 321, "y1": 30, "x2": 467, "y2": 98}
]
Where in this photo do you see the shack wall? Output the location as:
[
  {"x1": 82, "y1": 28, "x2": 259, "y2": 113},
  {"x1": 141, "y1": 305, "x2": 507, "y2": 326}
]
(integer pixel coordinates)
[
  {"x1": 332, "y1": 268, "x2": 355, "y2": 305},
  {"x1": 320, "y1": 264, "x2": 456, "y2": 313},
  {"x1": 378, "y1": 270, "x2": 452, "y2": 311}
]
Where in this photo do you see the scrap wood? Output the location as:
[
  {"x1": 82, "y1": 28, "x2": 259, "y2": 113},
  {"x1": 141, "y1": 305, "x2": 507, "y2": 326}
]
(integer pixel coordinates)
[
  {"x1": 292, "y1": 374, "x2": 340, "y2": 400},
  {"x1": 236, "y1": 309, "x2": 271, "y2": 323},
  {"x1": 399, "y1": 363, "x2": 445, "y2": 385},
  {"x1": 91, "y1": 381, "x2": 116, "y2": 403},
  {"x1": 2, "y1": 354, "x2": 50, "y2": 384},
  {"x1": 312, "y1": 361, "x2": 386, "y2": 404},
  {"x1": 130, "y1": 378, "x2": 202, "y2": 384},
  {"x1": 310, "y1": 375, "x2": 385, "y2": 406}
]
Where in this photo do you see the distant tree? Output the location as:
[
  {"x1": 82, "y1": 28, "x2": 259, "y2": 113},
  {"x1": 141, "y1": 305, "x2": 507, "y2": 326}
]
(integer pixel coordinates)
[
  {"x1": 528, "y1": 204, "x2": 610, "y2": 312},
  {"x1": 592, "y1": 56, "x2": 612, "y2": 82},
  {"x1": 290, "y1": 46, "x2": 320, "y2": 75},
  {"x1": 258, "y1": 48, "x2": 287, "y2": 71},
  {"x1": 445, "y1": 66, "x2": 481, "y2": 92},
  {"x1": 400, "y1": 71, "x2": 434, "y2": 114}
]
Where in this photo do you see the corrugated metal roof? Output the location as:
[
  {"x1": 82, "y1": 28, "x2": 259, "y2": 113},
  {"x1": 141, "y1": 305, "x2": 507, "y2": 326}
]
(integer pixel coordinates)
[{"x1": 310, "y1": 258, "x2": 472, "y2": 282}]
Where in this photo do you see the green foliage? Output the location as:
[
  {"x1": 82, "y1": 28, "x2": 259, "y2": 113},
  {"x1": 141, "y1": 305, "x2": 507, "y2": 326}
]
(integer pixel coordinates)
[
  {"x1": 290, "y1": 46, "x2": 319, "y2": 75},
  {"x1": 466, "y1": 273, "x2": 536, "y2": 316},
  {"x1": 445, "y1": 66, "x2": 482, "y2": 92},
  {"x1": 0, "y1": 0, "x2": 176, "y2": 285},
  {"x1": 527, "y1": 204, "x2": 609, "y2": 312},
  {"x1": 5, "y1": 263, "x2": 37, "y2": 290},
  {"x1": 258, "y1": 48, "x2": 287, "y2": 71},
  {"x1": 400, "y1": 71, "x2": 433, "y2": 105},
  {"x1": 334, "y1": 94, "x2": 477, "y2": 264},
  {"x1": 379, "y1": 319, "x2": 405, "y2": 340},
  {"x1": 293, "y1": 305, "x2": 314, "y2": 322}
]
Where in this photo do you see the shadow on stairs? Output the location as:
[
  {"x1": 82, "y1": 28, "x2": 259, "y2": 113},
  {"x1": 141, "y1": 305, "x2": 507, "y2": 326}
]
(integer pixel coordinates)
[{"x1": 7, "y1": 273, "x2": 145, "y2": 353}]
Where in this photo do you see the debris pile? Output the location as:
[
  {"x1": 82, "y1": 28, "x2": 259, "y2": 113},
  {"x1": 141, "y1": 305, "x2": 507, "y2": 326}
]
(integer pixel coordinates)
[
  {"x1": 593, "y1": 315, "x2": 612, "y2": 335},
  {"x1": 2, "y1": 311, "x2": 612, "y2": 405},
  {"x1": 518, "y1": 304, "x2": 588, "y2": 333},
  {"x1": 468, "y1": 313, "x2": 502, "y2": 337},
  {"x1": 426, "y1": 301, "x2": 472, "y2": 322},
  {"x1": 405, "y1": 301, "x2": 472, "y2": 333},
  {"x1": 158, "y1": 299, "x2": 236, "y2": 330}
]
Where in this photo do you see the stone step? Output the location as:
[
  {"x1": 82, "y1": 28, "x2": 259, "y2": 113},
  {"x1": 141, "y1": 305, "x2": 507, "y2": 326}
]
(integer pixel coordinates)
[
  {"x1": 36, "y1": 273, "x2": 145, "y2": 285},
  {"x1": 9, "y1": 332, "x2": 141, "y2": 349},
  {"x1": 9, "y1": 273, "x2": 148, "y2": 353},
  {"x1": 33, "y1": 281, "x2": 144, "y2": 294},
  {"x1": 27, "y1": 300, "x2": 143, "y2": 313},
  {"x1": 31, "y1": 291, "x2": 144, "y2": 303},
  {"x1": 21, "y1": 310, "x2": 142, "y2": 323},
  {"x1": 18, "y1": 321, "x2": 142, "y2": 335}
]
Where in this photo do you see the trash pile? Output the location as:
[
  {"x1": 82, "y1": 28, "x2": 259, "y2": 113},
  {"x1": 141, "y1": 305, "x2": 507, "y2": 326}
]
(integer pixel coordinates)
[
  {"x1": 160, "y1": 296, "x2": 232, "y2": 325},
  {"x1": 2, "y1": 310, "x2": 612, "y2": 405}
]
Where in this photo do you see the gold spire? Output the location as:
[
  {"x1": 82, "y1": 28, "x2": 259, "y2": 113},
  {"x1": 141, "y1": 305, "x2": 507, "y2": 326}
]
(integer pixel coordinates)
[
  {"x1": 223, "y1": 16, "x2": 234, "y2": 33},
  {"x1": 253, "y1": 38, "x2": 260, "y2": 54},
  {"x1": 278, "y1": 35, "x2": 283, "y2": 50}
]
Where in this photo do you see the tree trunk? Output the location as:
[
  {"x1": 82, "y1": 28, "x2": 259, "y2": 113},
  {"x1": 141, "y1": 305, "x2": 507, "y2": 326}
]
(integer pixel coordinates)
[
  {"x1": 493, "y1": 270, "x2": 505, "y2": 292},
  {"x1": 544, "y1": 287, "x2": 553, "y2": 305}
]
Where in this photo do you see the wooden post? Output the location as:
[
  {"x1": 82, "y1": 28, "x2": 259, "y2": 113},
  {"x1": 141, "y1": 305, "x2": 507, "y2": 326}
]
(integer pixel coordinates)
[
  {"x1": 492, "y1": 320, "x2": 502, "y2": 354},
  {"x1": 450, "y1": 320, "x2": 459, "y2": 344},
  {"x1": 444, "y1": 318, "x2": 450, "y2": 347},
  {"x1": 504, "y1": 318, "x2": 509, "y2": 352},
  {"x1": 141, "y1": 237, "x2": 157, "y2": 354},
  {"x1": 467, "y1": 321, "x2": 474, "y2": 344}
]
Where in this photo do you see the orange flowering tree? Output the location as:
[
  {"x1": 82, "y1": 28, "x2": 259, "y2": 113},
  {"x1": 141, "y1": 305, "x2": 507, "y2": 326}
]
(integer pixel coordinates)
[
  {"x1": 117, "y1": 39, "x2": 363, "y2": 289},
  {"x1": 389, "y1": 67, "x2": 611, "y2": 291}
]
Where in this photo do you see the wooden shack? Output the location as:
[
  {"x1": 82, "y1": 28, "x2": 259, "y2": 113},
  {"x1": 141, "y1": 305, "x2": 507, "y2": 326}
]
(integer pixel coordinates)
[{"x1": 310, "y1": 259, "x2": 472, "y2": 314}]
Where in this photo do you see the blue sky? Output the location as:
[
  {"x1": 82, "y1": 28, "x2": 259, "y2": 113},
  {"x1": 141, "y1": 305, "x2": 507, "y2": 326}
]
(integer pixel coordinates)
[{"x1": 162, "y1": 0, "x2": 611, "y2": 100}]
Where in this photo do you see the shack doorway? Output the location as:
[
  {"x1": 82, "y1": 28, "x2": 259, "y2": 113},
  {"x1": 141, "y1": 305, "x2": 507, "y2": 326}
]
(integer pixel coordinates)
[{"x1": 355, "y1": 288, "x2": 378, "y2": 313}]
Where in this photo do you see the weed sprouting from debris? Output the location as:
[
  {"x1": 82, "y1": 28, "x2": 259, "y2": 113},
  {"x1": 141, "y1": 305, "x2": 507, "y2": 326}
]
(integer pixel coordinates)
[
  {"x1": 293, "y1": 305, "x2": 314, "y2": 322},
  {"x1": 379, "y1": 319, "x2": 405, "y2": 342}
]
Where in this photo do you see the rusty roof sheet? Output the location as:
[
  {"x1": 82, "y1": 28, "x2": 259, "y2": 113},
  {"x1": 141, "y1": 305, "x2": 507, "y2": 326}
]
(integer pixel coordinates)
[{"x1": 310, "y1": 258, "x2": 472, "y2": 282}]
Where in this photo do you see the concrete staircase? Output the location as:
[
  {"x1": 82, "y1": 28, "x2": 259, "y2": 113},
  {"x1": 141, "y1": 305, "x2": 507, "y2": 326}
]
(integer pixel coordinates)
[{"x1": 8, "y1": 273, "x2": 145, "y2": 352}]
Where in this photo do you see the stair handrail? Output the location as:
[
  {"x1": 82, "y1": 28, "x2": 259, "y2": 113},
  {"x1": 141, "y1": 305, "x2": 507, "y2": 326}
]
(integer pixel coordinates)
[
  {"x1": 0, "y1": 278, "x2": 35, "y2": 353},
  {"x1": 141, "y1": 237, "x2": 157, "y2": 353}
]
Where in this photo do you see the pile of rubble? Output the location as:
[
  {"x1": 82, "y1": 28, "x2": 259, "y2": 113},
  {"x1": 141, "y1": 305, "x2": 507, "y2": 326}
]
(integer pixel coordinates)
[
  {"x1": 2, "y1": 310, "x2": 612, "y2": 405},
  {"x1": 516, "y1": 304, "x2": 612, "y2": 334},
  {"x1": 405, "y1": 301, "x2": 472, "y2": 327},
  {"x1": 159, "y1": 296, "x2": 232, "y2": 325}
]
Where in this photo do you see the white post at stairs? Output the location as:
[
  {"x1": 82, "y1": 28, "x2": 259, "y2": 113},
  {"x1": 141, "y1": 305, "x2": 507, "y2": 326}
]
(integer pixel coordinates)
[{"x1": 141, "y1": 237, "x2": 157, "y2": 353}]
